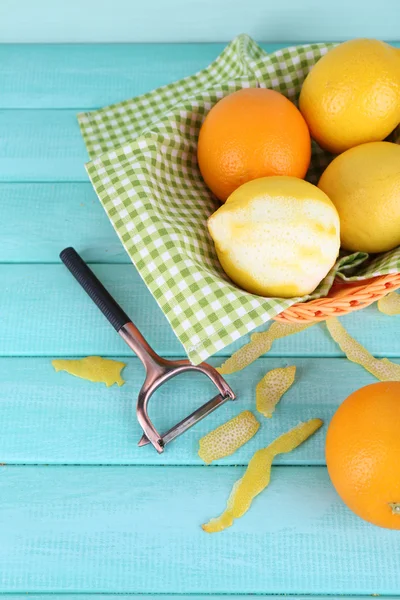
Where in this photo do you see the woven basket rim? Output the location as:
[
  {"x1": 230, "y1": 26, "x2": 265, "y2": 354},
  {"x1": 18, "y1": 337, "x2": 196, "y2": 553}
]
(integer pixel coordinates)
[{"x1": 274, "y1": 272, "x2": 400, "y2": 323}]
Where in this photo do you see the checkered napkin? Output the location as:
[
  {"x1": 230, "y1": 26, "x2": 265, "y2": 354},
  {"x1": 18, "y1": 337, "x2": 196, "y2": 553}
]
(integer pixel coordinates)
[{"x1": 78, "y1": 34, "x2": 400, "y2": 364}]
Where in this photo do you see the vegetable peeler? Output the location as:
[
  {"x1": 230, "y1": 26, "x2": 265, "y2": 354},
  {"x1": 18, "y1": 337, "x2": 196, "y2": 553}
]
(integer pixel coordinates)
[{"x1": 60, "y1": 247, "x2": 236, "y2": 453}]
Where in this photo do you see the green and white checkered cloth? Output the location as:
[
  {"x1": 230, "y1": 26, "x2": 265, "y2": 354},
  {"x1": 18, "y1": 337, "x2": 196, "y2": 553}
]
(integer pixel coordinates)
[{"x1": 78, "y1": 34, "x2": 400, "y2": 364}]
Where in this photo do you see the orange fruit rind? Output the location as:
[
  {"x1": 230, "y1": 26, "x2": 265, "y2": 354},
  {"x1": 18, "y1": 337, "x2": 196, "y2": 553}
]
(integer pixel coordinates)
[
  {"x1": 202, "y1": 418, "x2": 323, "y2": 533},
  {"x1": 325, "y1": 381, "x2": 400, "y2": 528},
  {"x1": 198, "y1": 410, "x2": 260, "y2": 465},
  {"x1": 197, "y1": 87, "x2": 311, "y2": 202},
  {"x1": 256, "y1": 366, "x2": 296, "y2": 418}
]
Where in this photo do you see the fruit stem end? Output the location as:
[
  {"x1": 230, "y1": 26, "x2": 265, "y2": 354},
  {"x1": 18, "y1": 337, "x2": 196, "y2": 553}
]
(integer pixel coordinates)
[{"x1": 389, "y1": 502, "x2": 400, "y2": 515}]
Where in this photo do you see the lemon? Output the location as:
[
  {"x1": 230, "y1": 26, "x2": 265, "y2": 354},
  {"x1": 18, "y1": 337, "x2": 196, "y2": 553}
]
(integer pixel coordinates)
[
  {"x1": 318, "y1": 141, "x2": 400, "y2": 253},
  {"x1": 207, "y1": 176, "x2": 340, "y2": 298},
  {"x1": 299, "y1": 39, "x2": 400, "y2": 154}
]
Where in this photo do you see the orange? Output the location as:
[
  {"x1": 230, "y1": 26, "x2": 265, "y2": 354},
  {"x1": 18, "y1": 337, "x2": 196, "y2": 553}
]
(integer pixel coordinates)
[
  {"x1": 326, "y1": 382, "x2": 400, "y2": 529},
  {"x1": 197, "y1": 88, "x2": 311, "y2": 202}
]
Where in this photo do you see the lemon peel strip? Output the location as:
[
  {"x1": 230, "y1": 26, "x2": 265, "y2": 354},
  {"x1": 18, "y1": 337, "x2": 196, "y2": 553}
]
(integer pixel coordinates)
[
  {"x1": 52, "y1": 356, "x2": 126, "y2": 387},
  {"x1": 326, "y1": 317, "x2": 400, "y2": 381},
  {"x1": 256, "y1": 366, "x2": 296, "y2": 418},
  {"x1": 202, "y1": 418, "x2": 323, "y2": 533},
  {"x1": 217, "y1": 322, "x2": 312, "y2": 375},
  {"x1": 378, "y1": 292, "x2": 400, "y2": 316},
  {"x1": 198, "y1": 410, "x2": 260, "y2": 464}
]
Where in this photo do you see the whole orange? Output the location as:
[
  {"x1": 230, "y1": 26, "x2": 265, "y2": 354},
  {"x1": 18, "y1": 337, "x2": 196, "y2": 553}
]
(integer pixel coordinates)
[
  {"x1": 326, "y1": 382, "x2": 400, "y2": 529},
  {"x1": 197, "y1": 88, "x2": 311, "y2": 202}
]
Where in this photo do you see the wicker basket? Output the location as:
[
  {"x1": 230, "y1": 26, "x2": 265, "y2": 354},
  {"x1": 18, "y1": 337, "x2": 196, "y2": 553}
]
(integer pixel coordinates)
[{"x1": 274, "y1": 273, "x2": 400, "y2": 324}]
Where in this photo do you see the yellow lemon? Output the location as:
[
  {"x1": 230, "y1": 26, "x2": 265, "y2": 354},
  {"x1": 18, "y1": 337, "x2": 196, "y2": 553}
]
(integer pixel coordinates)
[
  {"x1": 318, "y1": 141, "x2": 400, "y2": 253},
  {"x1": 207, "y1": 176, "x2": 340, "y2": 298},
  {"x1": 299, "y1": 39, "x2": 400, "y2": 154}
]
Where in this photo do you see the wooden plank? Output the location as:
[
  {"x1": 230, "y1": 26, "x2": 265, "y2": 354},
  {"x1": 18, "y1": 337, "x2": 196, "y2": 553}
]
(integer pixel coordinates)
[
  {"x1": 2, "y1": 42, "x2": 399, "y2": 110},
  {"x1": 0, "y1": 43, "x2": 283, "y2": 109},
  {"x1": 1, "y1": 0, "x2": 399, "y2": 43},
  {"x1": 0, "y1": 43, "x2": 224, "y2": 109},
  {"x1": 0, "y1": 110, "x2": 88, "y2": 182},
  {"x1": 0, "y1": 356, "x2": 370, "y2": 466},
  {"x1": 0, "y1": 264, "x2": 398, "y2": 358},
  {"x1": 1, "y1": 597, "x2": 386, "y2": 600},
  {"x1": 0, "y1": 183, "x2": 126, "y2": 263},
  {"x1": 5, "y1": 45, "x2": 400, "y2": 181},
  {"x1": 1, "y1": 597, "x2": 387, "y2": 600},
  {"x1": 0, "y1": 465, "x2": 398, "y2": 594}
]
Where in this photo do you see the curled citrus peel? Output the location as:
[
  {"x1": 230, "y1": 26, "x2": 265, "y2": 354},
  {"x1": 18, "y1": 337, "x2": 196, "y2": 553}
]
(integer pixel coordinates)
[
  {"x1": 202, "y1": 418, "x2": 323, "y2": 533},
  {"x1": 198, "y1": 410, "x2": 260, "y2": 464},
  {"x1": 217, "y1": 322, "x2": 312, "y2": 375},
  {"x1": 378, "y1": 292, "x2": 400, "y2": 316},
  {"x1": 52, "y1": 356, "x2": 126, "y2": 387},
  {"x1": 326, "y1": 317, "x2": 400, "y2": 381},
  {"x1": 256, "y1": 366, "x2": 296, "y2": 418}
]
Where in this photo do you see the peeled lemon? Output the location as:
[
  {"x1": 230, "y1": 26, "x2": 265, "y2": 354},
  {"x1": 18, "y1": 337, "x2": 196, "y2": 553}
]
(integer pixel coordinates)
[
  {"x1": 318, "y1": 141, "x2": 400, "y2": 253},
  {"x1": 207, "y1": 176, "x2": 340, "y2": 298},
  {"x1": 299, "y1": 39, "x2": 400, "y2": 154}
]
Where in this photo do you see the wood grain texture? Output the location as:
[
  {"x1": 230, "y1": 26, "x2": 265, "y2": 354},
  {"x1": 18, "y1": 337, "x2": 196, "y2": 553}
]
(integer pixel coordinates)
[
  {"x1": 0, "y1": 356, "x2": 375, "y2": 465},
  {"x1": 0, "y1": 43, "x2": 278, "y2": 109},
  {"x1": 0, "y1": 43, "x2": 224, "y2": 109},
  {"x1": 4, "y1": 45, "x2": 400, "y2": 182},
  {"x1": 0, "y1": 183, "x2": 126, "y2": 263},
  {"x1": 2, "y1": 42, "x2": 399, "y2": 110},
  {"x1": 0, "y1": 110, "x2": 88, "y2": 182},
  {"x1": 1, "y1": 0, "x2": 400, "y2": 43},
  {"x1": 2, "y1": 39, "x2": 400, "y2": 596},
  {"x1": 0, "y1": 264, "x2": 399, "y2": 358},
  {"x1": 0, "y1": 465, "x2": 398, "y2": 594},
  {"x1": 2, "y1": 597, "x2": 388, "y2": 600}
]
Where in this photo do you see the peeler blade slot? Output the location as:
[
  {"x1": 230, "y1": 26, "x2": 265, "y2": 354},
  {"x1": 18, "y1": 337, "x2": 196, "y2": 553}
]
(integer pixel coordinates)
[{"x1": 138, "y1": 392, "x2": 232, "y2": 448}]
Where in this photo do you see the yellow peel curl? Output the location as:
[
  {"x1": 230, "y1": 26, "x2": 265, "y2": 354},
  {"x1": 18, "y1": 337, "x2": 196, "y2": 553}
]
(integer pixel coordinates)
[
  {"x1": 202, "y1": 418, "x2": 323, "y2": 533},
  {"x1": 217, "y1": 322, "x2": 312, "y2": 375},
  {"x1": 256, "y1": 366, "x2": 296, "y2": 418},
  {"x1": 52, "y1": 356, "x2": 126, "y2": 387},
  {"x1": 378, "y1": 292, "x2": 400, "y2": 316},
  {"x1": 198, "y1": 410, "x2": 260, "y2": 464},
  {"x1": 326, "y1": 317, "x2": 400, "y2": 381}
]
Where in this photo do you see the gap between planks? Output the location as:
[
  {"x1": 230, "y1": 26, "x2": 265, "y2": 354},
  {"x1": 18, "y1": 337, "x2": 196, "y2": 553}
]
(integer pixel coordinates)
[
  {"x1": 1, "y1": 264, "x2": 399, "y2": 358},
  {"x1": 0, "y1": 356, "x2": 389, "y2": 466},
  {"x1": 0, "y1": 465, "x2": 398, "y2": 595}
]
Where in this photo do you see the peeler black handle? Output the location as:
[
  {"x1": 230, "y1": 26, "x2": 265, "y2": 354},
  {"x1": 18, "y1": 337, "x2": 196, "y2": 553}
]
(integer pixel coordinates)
[{"x1": 60, "y1": 247, "x2": 130, "y2": 332}]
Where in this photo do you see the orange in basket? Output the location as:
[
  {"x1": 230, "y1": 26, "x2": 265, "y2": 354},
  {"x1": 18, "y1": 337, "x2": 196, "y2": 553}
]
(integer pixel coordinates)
[{"x1": 197, "y1": 88, "x2": 311, "y2": 202}]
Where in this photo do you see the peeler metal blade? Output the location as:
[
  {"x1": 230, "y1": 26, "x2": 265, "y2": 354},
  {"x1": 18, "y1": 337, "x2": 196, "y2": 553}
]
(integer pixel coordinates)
[
  {"x1": 59, "y1": 247, "x2": 237, "y2": 454},
  {"x1": 138, "y1": 391, "x2": 233, "y2": 448}
]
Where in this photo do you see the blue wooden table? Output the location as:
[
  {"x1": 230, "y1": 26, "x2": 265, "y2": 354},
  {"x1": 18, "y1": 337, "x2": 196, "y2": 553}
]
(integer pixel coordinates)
[{"x1": 1, "y1": 2, "x2": 400, "y2": 596}]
